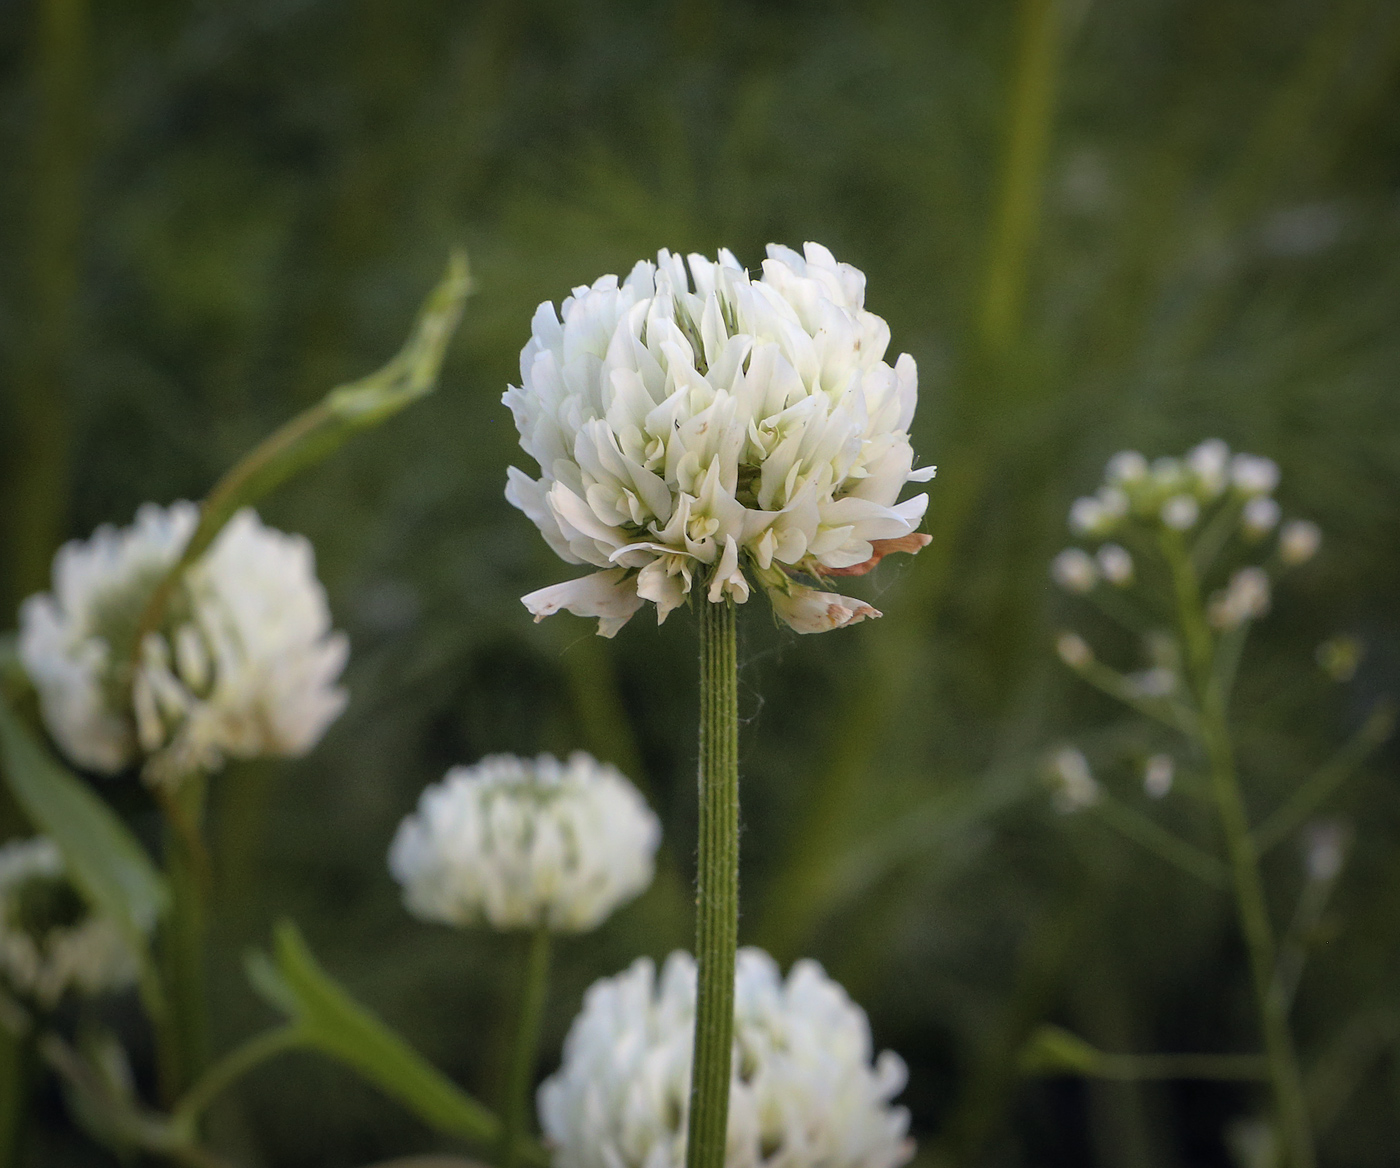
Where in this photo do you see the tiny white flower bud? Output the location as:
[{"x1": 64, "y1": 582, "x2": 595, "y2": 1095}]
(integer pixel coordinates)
[
  {"x1": 1068, "y1": 497, "x2": 1106, "y2": 536},
  {"x1": 1096, "y1": 486, "x2": 1129, "y2": 524},
  {"x1": 1241, "y1": 495, "x2": 1281, "y2": 539},
  {"x1": 1303, "y1": 821, "x2": 1349, "y2": 882},
  {"x1": 1046, "y1": 747, "x2": 1098, "y2": 813},
  {"x1": 1278, "y1": 519, "x2": 1321, "y2": 565},
  {"x1": 1051, "y1": 549, "x2": 1098, "y2": 594},
  {"x1": 1096, "y1": 543, "x2": 1134, "y2": 586},
  {"x1": 1143, "y1": 754, "x2": 1174, "y2": 799},
  {"x1": 1187, "y1": 439, "x2": 1231, "y2": 498},
  {"x1": 1106, "y1": 450, "x2": 1149, "y2": 486},
  {"x1": 1161, "y1": 494, "x2": 1200, "y2": 530},
  {"x1": 1208, "y1": 567, "x2": 1271, "y2": 630},
  {"x1": 1151, "y1": 457, "x2": 1185, "y2": 492},
  {"x1": 1126, "y1": 667, "x2": 1177, "y2": 698},
  {"x1": 1056, "y1": 632, "x2": 1094, "y2": 669},
  {"x1": 1230, "y1": 453, "x2": 1280, "y2": 496}
]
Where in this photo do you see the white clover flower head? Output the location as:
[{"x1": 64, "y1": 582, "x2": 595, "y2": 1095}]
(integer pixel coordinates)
[
  {"x1": 1096, "y1": 543, "x2": 1134, "y2": 586},
  {"x1": 1278, "y1": 519, "x2": 1321, "y2": 566},
  {"x1": 1208, "y1": 567, "x2": 1271, "y2": 630},
  {"x1": 19, "y1": 504, "x2": 348, "y2": 787},
  {"x1": 503, "y1": 243, "x2": 934, "y2": 638},
  {"x1": 537, "y1": 948, "x2": 913, "y2": 1168},
  {"x1": 1143, "y1": 754, "x2": 1174, "y2": 799},
  {"x1": 1160, "y1": 494, "x2": 1200, "y2": 531},
  {"x1": 1045, "y1": 746, "x2": 1098, "y2": 813},
  {"x1": 388, "y1": 752, "x2": 661, "y2": 933},
  {"x1": 1055, "y1": 631, "x2": 1093, "y2": 670},
  {"x1": 1241, "y1": 495, "x2": 1281, "y2": 539},
  {"x1": 1186, "y1": 439, "x2": 1231, "y2": 498},
  {"x1": 1051, "y1": 549, "x2": 1098, "y2": 594},
  {"x1": 0, "y1": 838, "x2": 138, "y2": 1008},
  {"x1": 1230, "y1": 454, "x2": 1280, "y2": 496},
  {"x1": 1105, "y1": 450, "x2": 1149, "y2": 487}
]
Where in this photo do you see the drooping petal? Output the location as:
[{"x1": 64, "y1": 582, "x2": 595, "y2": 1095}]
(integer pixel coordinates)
[
  {"x1": 521, "y1": 568, "x2": 646, "y2": 638},
  {"x1": 767, "y1": 583, "x2": 881, "y2": 634}
]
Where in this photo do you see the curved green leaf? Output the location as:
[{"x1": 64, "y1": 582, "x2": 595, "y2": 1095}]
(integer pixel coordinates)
[
  {"x1": 0, "y1": 694, "x2": 168, "y2": 942},
  {"x1": 247, "y1": 920, "x2": 503, "y2": 1149}
]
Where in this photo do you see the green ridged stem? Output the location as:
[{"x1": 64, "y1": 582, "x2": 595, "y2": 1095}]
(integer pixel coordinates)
[
  {"x1": 502, "y1": 924, "x2": 551, "y2": 1168},
  {"x1": 686, "y1": 598, "x2": 740, "y2": 1168},
  {"x1": 1162, "y1": 534, "x2": 1316, "y2": 1168}
]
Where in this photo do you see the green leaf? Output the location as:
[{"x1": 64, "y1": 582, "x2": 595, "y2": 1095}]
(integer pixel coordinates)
[
  {"x1": 247, "y1": 920, "x2": 501, "y2": 1147},
  {"x1": 0, "y1": 695, "x2": 168, "y2": 942},
  {"x1": 138, "y1": 251, "x2": 471, "y2": 639}
]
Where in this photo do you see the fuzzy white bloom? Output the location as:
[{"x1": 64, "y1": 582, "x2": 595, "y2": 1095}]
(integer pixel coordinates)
[
  {"x1": 503, "y1": 243, "x2": 934, "y2": 637},
  {"x1": 1143, "y1": 754, "x2": 1175, "y2": 799},
  {"x1": 1186, "y1": 439, "x2": 1231, "y2": 498},
  {"x1": 19, "y1": 504, "x2": 348, "y2": 786},
  {"x1": 1055, "y1": 632, "x2": 1093, "y2": 669},
  {"x1": 1231, "y1": 454, "x2": 1280, "y2": 496},
  {"x1": 1125, "y1": 667, "x2": 1177, "y2": 698},
  {"x1": 1105, "y1": 450, "x2": 1149, "y2": 486},
  {"x1": 1278, "y1": 519, "x2": 1321, "y2": 566},
  {"x1": 1241, "y1": 495, "x2": 1281, "y2": 539},
  {"x1": 1051, "y1": 549, "x2": 1098, "y2": 594},
  {"x1": 1045, "y1": 747, "x2": 1098, "y2": 813},
  {"x1": 538, "y1": 948, "x2": 913, "y2": 1168},
  {"x1": 1208, "y1": 567, "x2": 1272, "y2": 630},
  {"x1": 1096, "y1": 543, "x2": 1134, "y2": 586},
  {"x1": 1160, "y1": 494, "x2": 1200, "y2": 531},
  {"x1": 389, "y1": 752, "x2": 660, "y2": 932},
  {"x1": 1302, "y1": 821, "x2": 1349, "y2": 882},
  {"x1": 0, "y1": 838, "x2": 138, "y2": 1008}
]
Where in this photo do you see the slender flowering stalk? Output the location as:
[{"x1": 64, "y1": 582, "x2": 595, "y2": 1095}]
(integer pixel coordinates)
[{"x1": 505, "y1": 244, "x2": 930, "y2": 1168}]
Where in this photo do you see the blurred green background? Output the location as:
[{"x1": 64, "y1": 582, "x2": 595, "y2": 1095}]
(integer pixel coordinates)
[{"x1": 3, "y1": 0, "x2": 1400, "y2": 1164}]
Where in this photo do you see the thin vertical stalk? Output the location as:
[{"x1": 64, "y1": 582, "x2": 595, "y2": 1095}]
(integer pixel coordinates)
[
  {"x1": 502, "y1": 924, "x2": 551, "y2": 1168},
  {"x1": 1162, "y1": 536, "x2": 1315, "y2": 1168},
  {"x1": 686, "y1": 599, "x2": 739, "y2": 1168},
  {"x1": 157, "y1": 774, "x2": 212, "y2": 1107}
]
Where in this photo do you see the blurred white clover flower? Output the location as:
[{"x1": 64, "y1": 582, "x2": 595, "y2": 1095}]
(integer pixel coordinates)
[
  {"x1": 0, "y1": 838, "x2": 138, "y2": 1008},
  {"x1": 1096, "y1": 543, "x2": 1134, "y2": 586},
  {"x1": 1045, "y1": 747, "x2": 1098, "y2": 813},
  {"x1": 502, "y1": 243, "x2": 935, "y2": 638},
  {"x1": 1143, "y1": 754, "x2": 1175, "y2": 799},
  {"x1": 388, "y1": 752, "x2": 660, "y2": 933},
  {"x1": 1051, "y1": 548, "x2": 1098, "y2": 594},
  {"x1": 537, "y1": 948, "x2": 913, "y2": 1168},
  {"x1": 1278, "y1": 519, "x2": 1321, "y2": 566},
  {"x1": 1208, "y1": 567, "x2": 1272, "y2": 630},
  {"x1": 19, "y1": 504, "x2": 348, "y2": 787}
]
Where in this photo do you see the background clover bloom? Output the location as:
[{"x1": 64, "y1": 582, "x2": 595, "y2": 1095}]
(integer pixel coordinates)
[
  {"x1": 503, "y1": 243, "x2": 935, "y2": 636},
  {"x1": 18, "y1": 503, "x2": 349, "y2": 787},
  {"x1": 0, "y1": 837, "x2": 138, "y2": 1008},
  {"x1": 388, "y1": 751, "x2": 661, "y2": 932},
  {"x1": 537, "y1": 948, "x2": 913, "y2": 1168}
]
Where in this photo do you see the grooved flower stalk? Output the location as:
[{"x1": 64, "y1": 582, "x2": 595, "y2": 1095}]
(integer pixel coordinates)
[{"x1": 687, "y1": 599, "x2": 739, "y2": 1168}]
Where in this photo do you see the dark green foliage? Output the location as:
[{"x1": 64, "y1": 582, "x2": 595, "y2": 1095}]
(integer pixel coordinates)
[{"x1": 1, "y1": 1, "x2": 1398, "y2": 1165}]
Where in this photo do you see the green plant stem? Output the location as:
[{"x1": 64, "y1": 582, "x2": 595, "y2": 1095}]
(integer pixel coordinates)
[
  {"x1": 172, "y1": 1025, "x2": 304, "y2": 1134},
  {"x1": 686, "y1": 599, "x2": 739, "y2": 1168},
  {"x1": 157, "y1": 774, "x2": 212, "y2": 1107},
  {"x1": 502, "y1": 925, "x2": 551, "y2": 1168},
  {"x1": 1090, "y1": 791, "x2": 1229, "y2": 889},
  {"x1": 1163, "y1": 535, "x2": 1315, "y2": 1168}
]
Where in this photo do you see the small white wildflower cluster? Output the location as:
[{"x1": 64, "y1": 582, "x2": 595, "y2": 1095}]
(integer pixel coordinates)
[
  {"x1": 1051, "y1": 441, "x2": 1319, "y2": 630},
  {"x1": 388, "y1": 752, "x2": 660, "y2": 932},
  {"x1": 0, "y1": 838, "x2": 138, "y2": 1008},
  {"x1": 18, "y1": 504, "x2": 349, "y2": 788},
  {"x1": 504, "y1": 243, "x2": 935, "y2": 637},
  {"x1": 538, "y1": 948, "x2": 913, "y2": 1168}
]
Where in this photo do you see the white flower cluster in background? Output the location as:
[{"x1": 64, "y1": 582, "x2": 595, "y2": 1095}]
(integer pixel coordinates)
[
  {"x1": 388, "y1": 752, "x2": 660, "y2": 932},
  {"x1": 0, "y1": 838, "x2": 138, "y2": 1008},
  {"x1": 18, "y1": 504, "x2": 348, "y2": 787},
  {"x1": 504, "y1": 243, "x2": 935, "y2": 637},
  {"x1": 538, "y1": 948, "x2": 913, "y2": 1168}
]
